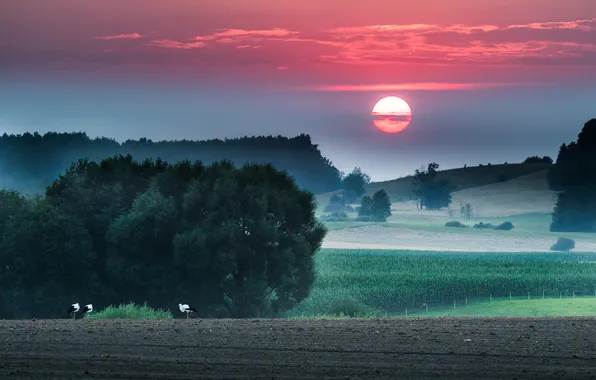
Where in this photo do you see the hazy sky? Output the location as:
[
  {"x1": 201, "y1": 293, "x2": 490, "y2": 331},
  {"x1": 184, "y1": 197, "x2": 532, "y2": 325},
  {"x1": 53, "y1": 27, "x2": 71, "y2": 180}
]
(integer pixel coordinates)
[{"x1": 1, "y1": 0, "x2": 596, "y2": 180}]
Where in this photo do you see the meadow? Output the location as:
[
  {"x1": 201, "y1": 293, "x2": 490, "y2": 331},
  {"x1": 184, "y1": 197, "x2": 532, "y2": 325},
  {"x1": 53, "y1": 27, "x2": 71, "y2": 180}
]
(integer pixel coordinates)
[{"x1": 286, "y1": 248, "x2": 596, "y2": 318}]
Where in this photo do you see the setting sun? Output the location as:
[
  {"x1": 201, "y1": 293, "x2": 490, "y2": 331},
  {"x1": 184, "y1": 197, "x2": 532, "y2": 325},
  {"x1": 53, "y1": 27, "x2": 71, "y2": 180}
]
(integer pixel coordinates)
[{"x1": 371, "y1": 96, "x2": 412, "y2": 134}]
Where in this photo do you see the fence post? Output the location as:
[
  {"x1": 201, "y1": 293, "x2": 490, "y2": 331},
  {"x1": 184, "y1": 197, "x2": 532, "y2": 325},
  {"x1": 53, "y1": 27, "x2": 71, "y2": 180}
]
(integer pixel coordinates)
[
  {"x1": 509, "y1": 292, "x2": 512, "y2": 300},
  {"x1": 454, "y1": 300, "x2": 456, "y2": 309},
  {"x1": 465, "y1": 297, "x2": 468, "y2": 305},
  {"x1": 528, "y1": 292, "x2": 530, "y2": 300},
  {"x1": 573, "y1": 291, "x2": 576, "y2": 299},
  {"x1": 542, "y1": 289, "x2": 545, "y2": 299},
  {"x1": 426, "y1": 304, "x2": 429, "y2": 313},
  {"x1": 405, "y1": 308, "x2": 408, "y2": 317},
  {"x1": 560, "y1": 292, "x2": 562, "y2": 299},
  {"x1": 490, "y1": 294, "x2": 492, "y2": 303}
]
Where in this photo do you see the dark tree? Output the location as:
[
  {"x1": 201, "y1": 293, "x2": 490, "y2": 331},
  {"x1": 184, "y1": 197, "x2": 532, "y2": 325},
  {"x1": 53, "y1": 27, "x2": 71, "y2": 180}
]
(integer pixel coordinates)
[
  {"x1": 524, "y1": 156, "x2": 553, "y2": 164},
  {"x1": 358, "y1": 196, "x2": 373, "y2": 217},
  {"x1": 0, "y1": 156, "x2": 327, "y2": 318},
  {"x1": 0, "y1": 200, "x2": 98, "y2": 318},
  {"x1": 324, "y1": 193, "x2": 346, "y2": 213},
  {"x1": 412, "y1": 163, "x2": 455, "y2": 210},
  {"x1": 370, "y1": 190, "x2": 392, "y2": 222},
  {"x1": 341, "y1": 167, "x2": 371, "y2": 204},
  {"x1": 549, "y1": 119, "x2": 596, "y2": 232}
]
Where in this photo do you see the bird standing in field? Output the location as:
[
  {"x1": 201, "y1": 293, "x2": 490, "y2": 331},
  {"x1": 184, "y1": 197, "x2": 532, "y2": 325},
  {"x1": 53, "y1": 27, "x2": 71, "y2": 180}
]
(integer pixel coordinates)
[
  {"x1": 82, "y1": 304, "x2": 93, "y2": 317},
  {"x1": 68, "y1": 303, "x2": 80, "y2": 319},
  {"x1": 178, "y1": 303, "x2": 197, "y2": 319}
]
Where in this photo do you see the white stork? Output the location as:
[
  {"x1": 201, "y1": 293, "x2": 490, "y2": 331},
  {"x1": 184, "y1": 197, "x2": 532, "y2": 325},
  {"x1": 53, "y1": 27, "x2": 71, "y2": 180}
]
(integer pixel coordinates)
[
  {"x1": 178, "y1": 303, "x2": 197, "y2": 319},
  {"x1": 68, "y1": 303, "x2": 80, "y2": 319},
  {"x1": 82, "y1": 304, "x2": 93, "y2": 317}
]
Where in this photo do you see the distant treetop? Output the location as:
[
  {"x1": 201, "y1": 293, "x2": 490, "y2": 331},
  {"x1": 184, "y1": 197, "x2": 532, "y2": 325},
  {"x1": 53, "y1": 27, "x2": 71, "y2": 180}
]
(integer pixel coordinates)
[{"x1": 0, "y1": 131, "x2": 342, "y2": 195}]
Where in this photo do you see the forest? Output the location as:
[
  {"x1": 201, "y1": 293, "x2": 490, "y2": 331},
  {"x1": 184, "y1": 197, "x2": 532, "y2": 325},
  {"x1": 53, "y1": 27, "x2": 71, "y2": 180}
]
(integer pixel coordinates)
[
  {"x1": 0, "y1": 132, "x2": 342, "y2": 195},
  {"x1": 0, "y1": 156, "x2": 326, "y2": 319}
]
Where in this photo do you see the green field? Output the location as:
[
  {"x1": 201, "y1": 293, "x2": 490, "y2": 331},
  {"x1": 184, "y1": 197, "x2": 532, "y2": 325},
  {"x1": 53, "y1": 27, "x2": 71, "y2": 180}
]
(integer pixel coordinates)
[
  {"x1": 321, "y1": 212, "x2": 596, "y2": 244},
  {"x1": 286, "y1": 249, "x2": 596, "y2": 318},
  {"x1": 401, "y1": 297, "x2": 596, "y2": 317}
]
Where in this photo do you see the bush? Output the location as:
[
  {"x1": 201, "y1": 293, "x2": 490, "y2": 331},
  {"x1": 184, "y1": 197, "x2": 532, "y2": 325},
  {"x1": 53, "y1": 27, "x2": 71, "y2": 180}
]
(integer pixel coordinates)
[
  {"x1": 445, "y1": 221, "x2": 467, "y2": 228},
  {"x1": 88, "y1": 302, "x2": 173, "y2": 319},
  {"x1": 325, "y1": 298, "x2": 381, "y2": 318},
  {"x1": 473, "y1": 222, "x2": 495, "y2": 229},
  {"x1": 494, "y1": 221, "x2": 514, "y2": 230},
  {"x1": 354, "y1": 216, "x2": 372, "y2": 222},
  {"x1": 551, "y1": 237, "x2": 576, "y2": 252},
  {"x1": 320, "y1": 211, "x2": 350, "y2": 222},
  {"x1": 524, "y1": 156, "x2": 553, "y2": 164}
]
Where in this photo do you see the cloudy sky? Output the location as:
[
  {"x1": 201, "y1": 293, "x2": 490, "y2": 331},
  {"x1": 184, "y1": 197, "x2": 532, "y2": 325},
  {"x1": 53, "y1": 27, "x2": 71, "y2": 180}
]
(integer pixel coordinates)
[{"x1": 1, "y1": 0, "x2": 595, "y2": 180}]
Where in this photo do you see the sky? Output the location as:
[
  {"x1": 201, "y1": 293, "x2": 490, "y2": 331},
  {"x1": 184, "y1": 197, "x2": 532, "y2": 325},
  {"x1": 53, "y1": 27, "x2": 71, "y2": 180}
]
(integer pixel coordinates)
[{"x1": 1, "y1": 0, "x2": 596, "y2": 181}]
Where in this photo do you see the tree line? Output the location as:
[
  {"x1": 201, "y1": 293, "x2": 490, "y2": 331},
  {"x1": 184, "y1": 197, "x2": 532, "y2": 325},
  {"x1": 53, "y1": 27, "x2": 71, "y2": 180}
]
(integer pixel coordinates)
[
  {"x1": 549, "y1": 118, "x2": 596, "y2": 232},
  {"x1": 0, "y1": 132, "x2": 342, "y2": 195},
  {"x1": 0, "y1": 155, "x2": 326, "y2": 319}
]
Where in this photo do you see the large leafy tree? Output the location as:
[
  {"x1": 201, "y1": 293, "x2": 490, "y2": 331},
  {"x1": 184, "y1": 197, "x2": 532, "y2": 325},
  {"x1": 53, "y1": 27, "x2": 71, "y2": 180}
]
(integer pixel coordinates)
[
  {"x1": 173, "y1": 163, "x2": 326, "y2": 317},
  {"x1": 412, "y1": 162, "x2": 455, "y2": 210},
  {"x1": 0, "y1": 199, "x2": 97, "y2": 318},
  {"x1": 341, "y1": 167, "x2": 371, "y2": 204},
  {"x1": 371, "y1": 190, "x2": 392, "y2": 222}
]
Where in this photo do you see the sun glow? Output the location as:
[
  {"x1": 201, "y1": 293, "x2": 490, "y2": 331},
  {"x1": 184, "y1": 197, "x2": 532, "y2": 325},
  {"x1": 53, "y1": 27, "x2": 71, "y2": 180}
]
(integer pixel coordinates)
[{"x1": 371, "y1": 96, "x2": 412, "y2": 134}]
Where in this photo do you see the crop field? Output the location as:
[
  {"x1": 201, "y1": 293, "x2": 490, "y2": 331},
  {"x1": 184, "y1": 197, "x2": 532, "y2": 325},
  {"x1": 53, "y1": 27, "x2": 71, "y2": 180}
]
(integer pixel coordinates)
[
  {"x1": 286, "y1": 249, "x2": 596, "y2": 318},
  {"x1": 321, "y1": 213, "x2": 596, "y2": 252}
]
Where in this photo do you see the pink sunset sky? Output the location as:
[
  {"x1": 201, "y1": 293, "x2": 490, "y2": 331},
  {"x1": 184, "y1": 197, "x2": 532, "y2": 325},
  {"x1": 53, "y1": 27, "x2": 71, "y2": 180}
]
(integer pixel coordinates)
[
  {"x1": 1, "y1": 0, "x2": 596, "y2": 180},
  {"x1": 2, "y1": 0, "x2": 596, "y2": 87}
]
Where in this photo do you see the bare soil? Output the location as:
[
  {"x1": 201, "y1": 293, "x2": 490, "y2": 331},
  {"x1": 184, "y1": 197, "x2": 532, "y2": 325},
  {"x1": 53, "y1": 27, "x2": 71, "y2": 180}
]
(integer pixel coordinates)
[{"x1": 1, "y1": 318, "x2": 596, "y2": 379}]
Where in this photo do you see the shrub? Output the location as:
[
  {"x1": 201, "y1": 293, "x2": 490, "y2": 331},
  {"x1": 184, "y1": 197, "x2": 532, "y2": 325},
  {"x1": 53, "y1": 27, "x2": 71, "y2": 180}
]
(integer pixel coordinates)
[
  {"x1": 88, "y1": 302, "x2": 173, "y2": 319},
  {"x1": 524, "y1": 156, "x2": 553, "y2": 164},
  {"x1": 494, "y1": 221, "x2": 514, "y2": 230},
  {"x1": 551, "y1": 237, "x2": 576, "y2": 252},
  {"x1": 473, "y1": 222, "x2": 495, "y2": 229},
  {"x1": 320, "y1": 211, "x2": 350, "y2": 222},
  {"x1": 445, "y1": 221, "x2": 467, "y2": 228},
  {"x1": 325, "y1": 298, "x2": 381, "y2": 318},
  {"x1": 354, "y1": 216, "x2": 372, "y2": 222}
]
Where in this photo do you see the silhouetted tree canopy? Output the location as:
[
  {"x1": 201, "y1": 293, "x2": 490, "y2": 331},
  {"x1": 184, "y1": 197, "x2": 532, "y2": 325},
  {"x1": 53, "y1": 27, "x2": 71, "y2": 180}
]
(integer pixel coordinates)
[
  {"x1": 341, "y1": 167, "x2": 371, "y2": 203},
  {"x1": 549, "y1": 119, "x2": 596, "y2": 232},
  {"x1": 524, "y1": 156, "x2": 553, "y2": 164},
  {"x1": 371, "y1": 190, "x2": 392, "y2": 222},
  {"x1": 0, "y1": 132, "x2": 342, "y2": 195},
  {"x1": 412, "y1": 163, "x2": 455, "y2": 210},
  {"x1": 0, "y1": 155, "x2": 326, "y2": 318}
]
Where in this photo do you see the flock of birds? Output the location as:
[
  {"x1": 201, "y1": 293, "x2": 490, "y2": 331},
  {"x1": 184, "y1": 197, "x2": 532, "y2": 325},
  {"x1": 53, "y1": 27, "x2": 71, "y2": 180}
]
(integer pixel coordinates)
[{"x1": 66, "y1": 302, "x2": 197, "y2": 319}]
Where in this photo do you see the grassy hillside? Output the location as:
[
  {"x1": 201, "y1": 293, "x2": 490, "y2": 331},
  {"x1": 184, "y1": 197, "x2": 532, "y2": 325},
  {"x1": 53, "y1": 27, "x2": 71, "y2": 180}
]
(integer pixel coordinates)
[
  {"x1": 317, "y1": 162, "x2": 551, "y2": 207},
  {"x1": 451, "y1": 169, "x2": 557, "y2": 217}
]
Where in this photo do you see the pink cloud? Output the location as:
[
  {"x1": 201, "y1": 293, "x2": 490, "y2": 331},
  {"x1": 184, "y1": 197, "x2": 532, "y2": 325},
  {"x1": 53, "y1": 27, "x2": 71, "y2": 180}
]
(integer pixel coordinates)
[
  {"x1": 194, "y1": 28, "x2": 296, "y2": 42},
  {"x1": 147, "y1": 39, "x2": 206, "y2": 49},
  {"x1": 92, "y1": 18, "x2": 596, "y2": 70},
  {"x1": 94, "y1": 33, "x2": 143, "y2": 40}
]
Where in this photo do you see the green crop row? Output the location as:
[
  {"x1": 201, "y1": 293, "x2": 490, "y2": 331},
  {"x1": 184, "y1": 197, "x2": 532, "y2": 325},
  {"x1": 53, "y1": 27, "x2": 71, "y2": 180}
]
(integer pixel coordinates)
[{"x1": 286, "y1": 249, "x2": 596, "y2": 317}]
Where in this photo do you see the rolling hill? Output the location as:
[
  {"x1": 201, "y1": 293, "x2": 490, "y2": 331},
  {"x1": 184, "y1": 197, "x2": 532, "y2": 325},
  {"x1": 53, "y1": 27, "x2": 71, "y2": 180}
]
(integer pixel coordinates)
[{"x1": 317, "y1": 162, "x2": 552, "y2": 208}]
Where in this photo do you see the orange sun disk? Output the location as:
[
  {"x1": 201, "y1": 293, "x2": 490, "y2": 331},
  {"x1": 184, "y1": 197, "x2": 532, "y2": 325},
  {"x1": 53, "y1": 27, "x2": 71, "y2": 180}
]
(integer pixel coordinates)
[{"x1": 372, "y1": 96, "x2": 412, "y2": 134}]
